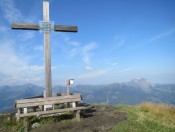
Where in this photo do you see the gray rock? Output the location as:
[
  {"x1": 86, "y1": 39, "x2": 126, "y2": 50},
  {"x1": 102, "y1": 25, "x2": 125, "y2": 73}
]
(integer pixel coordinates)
[{"x1": 32, "y1": 122, "x2": 40, "y2": 128}]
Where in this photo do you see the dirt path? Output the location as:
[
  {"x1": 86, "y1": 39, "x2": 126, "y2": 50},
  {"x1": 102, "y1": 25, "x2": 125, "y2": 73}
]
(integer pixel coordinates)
[{"x1": 32, "y1": 106, "x2": 127, "y2": 132}]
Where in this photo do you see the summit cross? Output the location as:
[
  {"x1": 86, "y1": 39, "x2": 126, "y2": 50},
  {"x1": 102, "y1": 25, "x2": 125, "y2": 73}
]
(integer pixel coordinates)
[{"x1": 11, "y1": 0, "x2": 78, "y2": 97}]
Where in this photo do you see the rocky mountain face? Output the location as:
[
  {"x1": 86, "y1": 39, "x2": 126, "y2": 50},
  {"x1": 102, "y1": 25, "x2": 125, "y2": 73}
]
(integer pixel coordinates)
[{"x1": 0, "y1": 79, "x2": 175, "y2": 113}]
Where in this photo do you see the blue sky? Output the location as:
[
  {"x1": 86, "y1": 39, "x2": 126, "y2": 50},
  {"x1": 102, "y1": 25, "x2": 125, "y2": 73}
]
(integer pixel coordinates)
[{"x1": 0, "y1": 0, "x2": 175, "y2": 86}]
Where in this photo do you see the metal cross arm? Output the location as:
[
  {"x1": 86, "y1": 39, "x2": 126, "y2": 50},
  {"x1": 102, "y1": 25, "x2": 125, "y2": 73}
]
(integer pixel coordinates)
[{"x1": 12, "y1": 22, "x2": 78, "y2": 32}]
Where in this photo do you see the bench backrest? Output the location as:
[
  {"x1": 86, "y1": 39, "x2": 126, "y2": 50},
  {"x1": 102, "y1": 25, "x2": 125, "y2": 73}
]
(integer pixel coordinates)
[{"x1": 15, "y1": 94, "x2": 82, "y2": 108}]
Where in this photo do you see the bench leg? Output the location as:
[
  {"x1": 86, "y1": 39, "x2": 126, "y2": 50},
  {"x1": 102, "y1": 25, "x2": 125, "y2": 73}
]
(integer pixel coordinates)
[
  {"x1": 74, "y1": 110, "x2": 80, "y2": 122},
  {"x1": 16, "y1": 108, "x2": 21, "y2": 121},
  {"x1": 23, "y1": 117, "x2": 28, "y2": 132},
  {"x1": 39, "y1": 105, "x2": 44, "y2": 111}
]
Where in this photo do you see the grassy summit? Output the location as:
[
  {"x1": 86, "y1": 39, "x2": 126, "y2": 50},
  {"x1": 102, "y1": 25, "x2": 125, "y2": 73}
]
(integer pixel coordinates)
[
  {"x1": 112, "y1": 102, "x2": 175, "y2": 132},
  {"x1": 0, "y1": 102, "x2": 175, "y2": 132}
]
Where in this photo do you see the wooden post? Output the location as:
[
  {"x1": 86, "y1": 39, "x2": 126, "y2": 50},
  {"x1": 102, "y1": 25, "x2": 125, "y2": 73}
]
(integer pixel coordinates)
[
  {"x1": 74, "y1": 110, "x2": 80, "y2": 121},
  {"x1": 66, "y1": 80, "x2": 70, "y2": 95},
  {"x1": 23, "y1": 117, "x2": 28, "y2": 132},
  {"x1": 43, "y1": 1, "x2": 52, "y2": 97},
  {"x1": 16, "y1": 108, "x2": 21, "y2": 121}
]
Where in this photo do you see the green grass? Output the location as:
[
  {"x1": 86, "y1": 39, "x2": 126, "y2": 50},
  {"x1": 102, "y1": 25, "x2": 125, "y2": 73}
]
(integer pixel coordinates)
[
  {"x1": 1, "y1": 112, "x2": 75, "y2": 132},
  {"x1": 2, "y1": 118, "x2": 25, "y2": 132},
  {"x1": 111, "y1": 103, "x2": 175, "y2": 132}
]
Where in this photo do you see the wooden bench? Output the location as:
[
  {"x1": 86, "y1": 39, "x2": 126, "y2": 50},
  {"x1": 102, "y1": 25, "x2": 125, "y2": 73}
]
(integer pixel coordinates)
[{"x1": 14, "y1": 94, "x2": 86, "y2": 121}]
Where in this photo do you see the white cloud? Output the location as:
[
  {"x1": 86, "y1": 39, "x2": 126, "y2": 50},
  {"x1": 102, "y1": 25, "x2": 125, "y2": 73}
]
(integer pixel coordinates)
[
  {"x1": 22, "y1": 65, "x2": 57, "y2": 72},
  {"x1": 85, "y1": 66, "x2": 94, "y2": 71},
  {"x1": 0, "y1": 41, "x2": 27, "y2": 74},
  {"x1": 68, "y1": 41, "x2": 98, "y2": 65},
  {"x1": 82, "y1": 42, "x2": 98, "y2": 51},
  {"x1": 58, "y1": 33, "x2": 98, "y2": 65},
  {"x1": 82, "y1": 42, "x2": 98, "y2": 64},
  {"x1": 0, "y1": 0, "x2": 23, "y2": 23},
  {"x1": 121, "y1": 68, "x2": 133, "y2": 72},
  {"x1": 69, "y1": 41, "x2": 80, "y2": 46},
  {"x1": 0, "y1": 40, "x2": 45, "y2": 85},
  {"x1": 112, "y1": 62, "x2": 118, "y2": 66},
  {"x1": 19, "y1": 32, "x2": 35, "y2": 41},
  {"x1": 30, "y1": 65, "x2": 44, "y2": 71},
  {"x1": 76, "y1": 68, "x2": 111, "y2": 80},
  {"x1": 138, "y1": 28, "x2": 175, "y2": 49},
  {"x1": 149, "y1": 28, "x2": 175, "y2": 42},
  {"x1": 34, "y1": 45, "x2": 43, "y2": 51},
  {"x1": 70, "y1": 48, "x2": 80, "y2": 57},
  {"x1": 62, "y1": 34, "x2": 80, "y2": 47}
]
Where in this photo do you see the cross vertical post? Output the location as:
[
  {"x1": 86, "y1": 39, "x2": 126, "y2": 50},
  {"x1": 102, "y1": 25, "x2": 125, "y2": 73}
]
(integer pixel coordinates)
[
  {"x1": 43, "y1": 1, "x2": 52, "y2": 97},
  {"x1": 11, "y1": 0, "x2": 78, "y2": 99}
]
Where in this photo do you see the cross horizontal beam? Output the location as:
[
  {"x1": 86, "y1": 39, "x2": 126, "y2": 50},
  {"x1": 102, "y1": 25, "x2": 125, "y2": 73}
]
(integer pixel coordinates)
[
  {"x1": 12, "y1": 23, "x2": 39, "y2": 30},
  {"x1": 54, "y1": 25, "x2": 78, "y2": 32},
  {"x1": 12, "y1": 23, "x2": 78, "y2": 32}
]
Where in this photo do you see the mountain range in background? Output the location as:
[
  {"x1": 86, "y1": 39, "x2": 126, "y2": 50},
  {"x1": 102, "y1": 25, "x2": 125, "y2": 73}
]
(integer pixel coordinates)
[{"x1": 0, "y1": 78, "x2": 175, "y2": 113}]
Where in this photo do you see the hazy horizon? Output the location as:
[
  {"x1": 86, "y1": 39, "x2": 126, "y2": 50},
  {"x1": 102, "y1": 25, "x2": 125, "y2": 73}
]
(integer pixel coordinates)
[{"x1": 0, "y1": 78, "x2": 175, "y2": 88}]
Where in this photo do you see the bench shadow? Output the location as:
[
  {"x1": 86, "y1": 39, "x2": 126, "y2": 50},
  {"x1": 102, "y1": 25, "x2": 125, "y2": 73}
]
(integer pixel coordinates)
[{"x1": 79, "y1": 104, "x2": 96, "y2": 118}]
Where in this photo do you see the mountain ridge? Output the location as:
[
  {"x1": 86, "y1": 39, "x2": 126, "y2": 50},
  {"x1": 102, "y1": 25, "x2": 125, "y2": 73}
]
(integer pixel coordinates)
[{"x1": 0, "y1": 78, "x2": 175, "y2": 113}]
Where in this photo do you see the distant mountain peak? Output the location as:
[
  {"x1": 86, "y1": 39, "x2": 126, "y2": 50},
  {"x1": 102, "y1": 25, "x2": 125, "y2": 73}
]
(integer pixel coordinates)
[
  {"x1": 129, "y1": 78, "x2": 152, "y2": 92},
  {"x1": 131, "y1": 78, "x2": 147, "y2": 82},
  {"x1": 23, "y1": 83, "x2": 38, "y2": 87}
]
